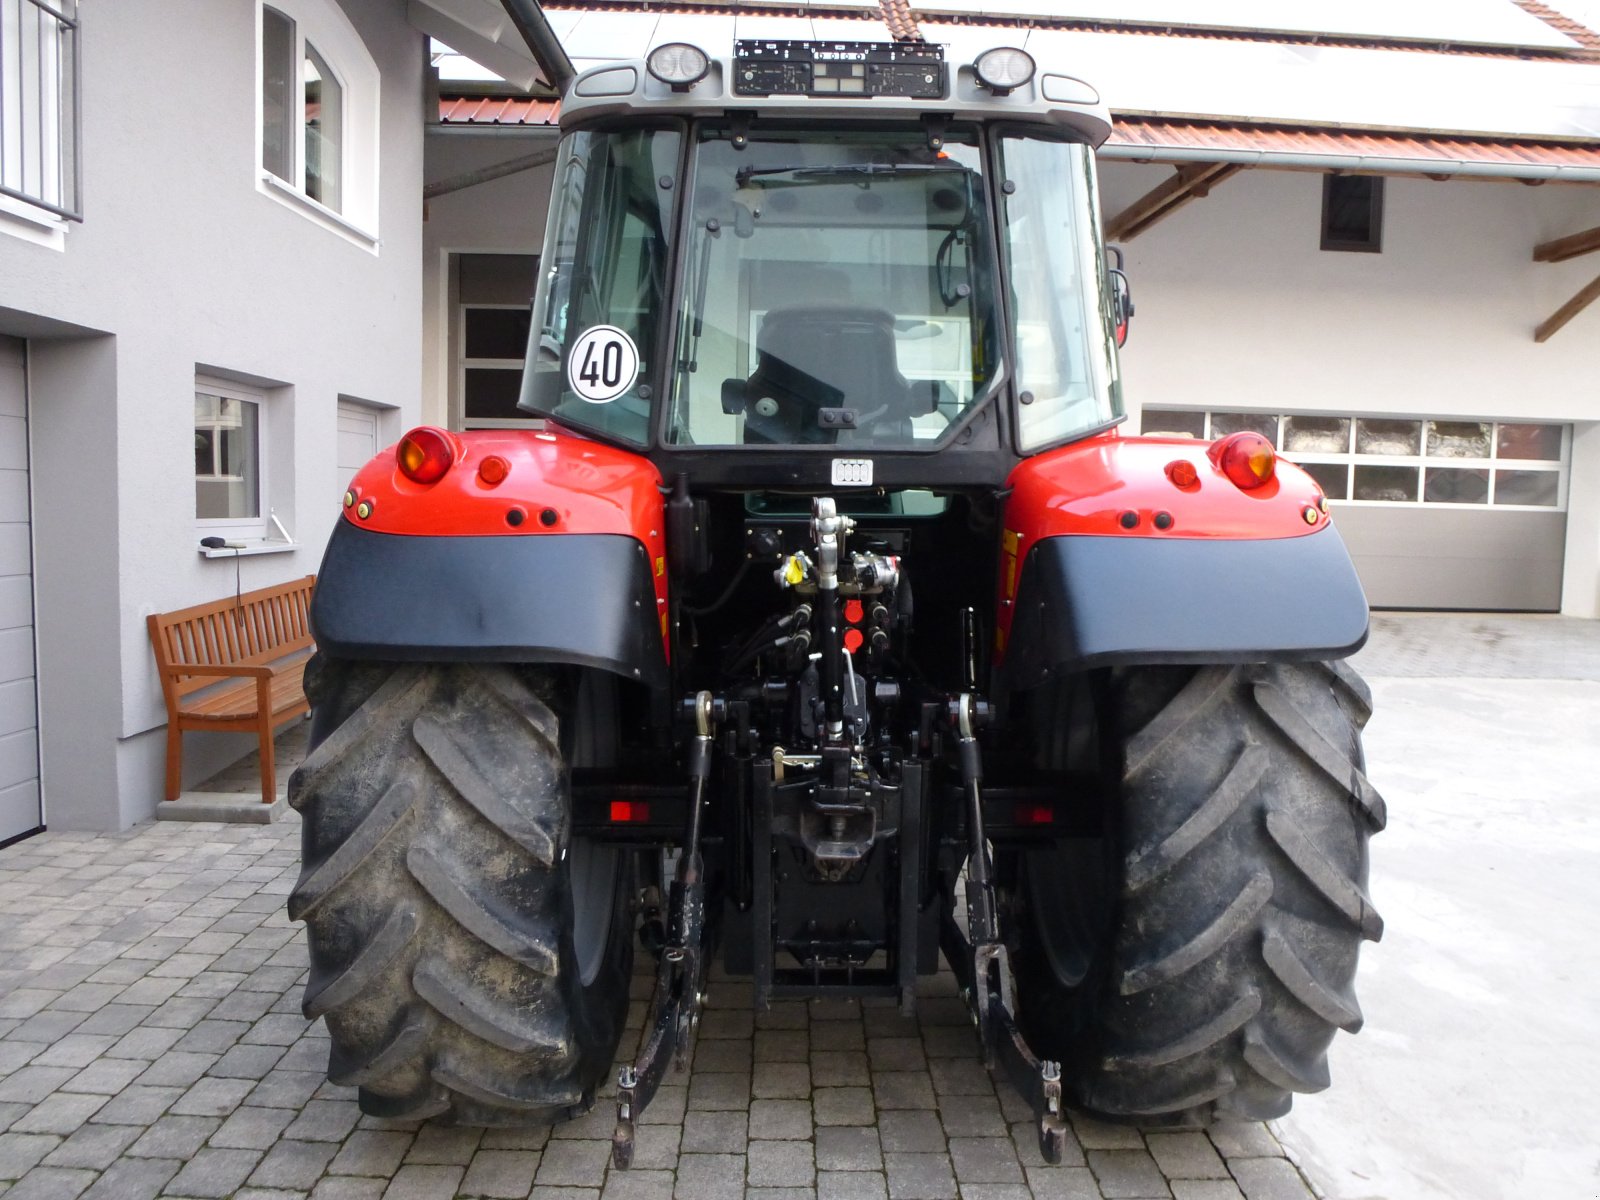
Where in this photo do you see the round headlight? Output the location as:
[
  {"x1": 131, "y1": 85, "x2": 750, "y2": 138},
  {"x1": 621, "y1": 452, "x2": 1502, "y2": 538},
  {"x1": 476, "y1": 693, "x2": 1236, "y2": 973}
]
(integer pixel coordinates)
[
  {"x1": 973, "y1": 46, "x2": 1035, "y2": 93},
  {"x1": 647, "y1": 43, "x2": 710, "y2": 89}
]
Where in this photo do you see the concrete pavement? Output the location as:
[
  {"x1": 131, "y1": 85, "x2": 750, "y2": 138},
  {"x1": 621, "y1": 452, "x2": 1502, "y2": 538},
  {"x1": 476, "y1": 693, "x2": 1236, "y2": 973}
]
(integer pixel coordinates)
[{"x1": 1274, "y1": 614, "x2": 1600, "y2": 1200}]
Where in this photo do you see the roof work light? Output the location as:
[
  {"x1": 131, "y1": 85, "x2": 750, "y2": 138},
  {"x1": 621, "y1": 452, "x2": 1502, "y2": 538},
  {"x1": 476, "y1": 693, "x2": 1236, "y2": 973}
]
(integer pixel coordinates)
[
  {"x1": 647, "y1": 43, "x2": 710, "y2": 90},
  {"x1": 973, "y1": 47, "x2": 1035, "y2": 94}
]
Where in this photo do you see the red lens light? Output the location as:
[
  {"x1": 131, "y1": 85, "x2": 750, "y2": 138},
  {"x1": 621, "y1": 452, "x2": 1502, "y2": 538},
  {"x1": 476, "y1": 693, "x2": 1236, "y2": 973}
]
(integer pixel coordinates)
[
  {"x1": 1014, "y1": 802, "x2": 1054, "y2": 826},
  {"x1": 1210, "y1": 431, "x2": 1277, "y2": 490},
  {"x1": 478, "y1": 455, "x2": 510, "y2": 486},
  {"x1": 396, "y1": 427, "x2": 455, "y2": 485},
  {"x1": 1165, "y1": 459, "x2": 1199, "y2": 489},
  {"x1": 609, "y1": 800, "x2": 651, "y2": 823}
]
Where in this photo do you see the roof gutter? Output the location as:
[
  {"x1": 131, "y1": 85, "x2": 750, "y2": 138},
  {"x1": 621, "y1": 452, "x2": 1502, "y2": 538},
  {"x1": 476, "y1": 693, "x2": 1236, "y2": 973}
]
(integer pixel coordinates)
[
  {"x1": 1097, "y1": 141, "x2": 1600, "y2": 183},
  {"x1": 500, "y1": 0, "x2": 575, "y2": 94}
]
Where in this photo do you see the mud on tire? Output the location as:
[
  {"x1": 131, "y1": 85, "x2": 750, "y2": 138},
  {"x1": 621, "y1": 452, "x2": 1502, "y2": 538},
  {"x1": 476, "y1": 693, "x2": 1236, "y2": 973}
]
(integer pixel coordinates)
[
  {"x1": 1012, "y1": 660, "x2": 1385, "y2": 1123},
  {"x1": 289, "y1": 658, "x2": 633, "y2": 1125}
]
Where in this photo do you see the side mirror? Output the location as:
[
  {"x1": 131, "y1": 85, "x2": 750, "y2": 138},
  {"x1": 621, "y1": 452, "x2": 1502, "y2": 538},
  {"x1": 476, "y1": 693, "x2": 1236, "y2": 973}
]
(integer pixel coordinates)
[{"x1": 1106, "y1": 246, "x2": 1135, "y2": 348}]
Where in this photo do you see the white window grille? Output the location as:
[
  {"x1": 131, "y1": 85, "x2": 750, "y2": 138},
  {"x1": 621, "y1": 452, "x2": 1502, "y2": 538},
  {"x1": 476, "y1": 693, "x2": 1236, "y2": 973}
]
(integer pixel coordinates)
[{"x1": 0, "y1": 0, "x2": 80, "y2": 221}]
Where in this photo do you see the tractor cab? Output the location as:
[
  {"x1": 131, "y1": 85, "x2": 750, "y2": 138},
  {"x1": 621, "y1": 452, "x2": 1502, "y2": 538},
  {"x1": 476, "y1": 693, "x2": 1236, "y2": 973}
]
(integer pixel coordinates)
[{"x1": 519, "y1": 39, "x2": 1126, "y2": 490}]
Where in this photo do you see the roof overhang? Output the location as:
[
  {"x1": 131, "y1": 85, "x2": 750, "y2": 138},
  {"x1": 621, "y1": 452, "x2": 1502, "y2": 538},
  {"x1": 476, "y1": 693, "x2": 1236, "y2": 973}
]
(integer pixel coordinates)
[
  {"x1": 409, "y1": 0, "x2": 546, "y2": 92},
  {"x1": 1102, "y1": 116, "x2": 1600, "y2": 182}
]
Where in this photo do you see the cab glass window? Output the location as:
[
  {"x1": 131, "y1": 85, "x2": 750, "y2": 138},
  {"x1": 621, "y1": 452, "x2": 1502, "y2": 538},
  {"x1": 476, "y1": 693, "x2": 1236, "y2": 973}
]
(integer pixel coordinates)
[
  {"x1": 520, "y1": 128, "x2": 682, "y2": 444},
  {"x1": 996, "y1": 136, "x2": 1122, "y2": 451},
  {"x1": 665, "y1": 125, "x2": 1002, "y2": 448}
]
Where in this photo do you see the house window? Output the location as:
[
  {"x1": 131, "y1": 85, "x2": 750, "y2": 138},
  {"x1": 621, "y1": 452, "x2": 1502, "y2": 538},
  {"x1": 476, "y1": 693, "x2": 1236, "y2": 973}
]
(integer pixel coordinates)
[
  {"x1": 1143, "y1": 408, "x2": 1567, "y2": 510},
  {"x1": 0, "y1": 0, "x2": 81, "y2": 224},
  {"x1": 195, "y1": 380, "x2": 267, "y2": 538},
  {"x1": 1321, "y1": 175, "x2": 1383, "y2": 253},
  {"x1": 256, "y1": 0, "x2": 378, "y2": 244},
  {"x1": 262, "y1": 6, "x2": 344, "y2": 210}
]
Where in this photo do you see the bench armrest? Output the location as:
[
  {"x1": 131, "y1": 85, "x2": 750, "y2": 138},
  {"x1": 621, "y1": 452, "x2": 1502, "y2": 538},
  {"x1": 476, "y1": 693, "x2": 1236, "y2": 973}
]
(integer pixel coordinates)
[{"x1": 159, "y1": 663, "x2": 280, "y2": 681}]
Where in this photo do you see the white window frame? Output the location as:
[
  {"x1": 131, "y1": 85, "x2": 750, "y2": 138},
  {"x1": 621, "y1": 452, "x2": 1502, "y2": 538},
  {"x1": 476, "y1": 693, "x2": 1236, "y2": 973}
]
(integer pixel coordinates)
[
  {"x1": 195, "y1": 376, "x2": 270, "y2": 543},
  {"x1": 254, "y1": 0, "x2": 380, "y2": 251},
  {"x1": 1141, "y1": 408, "x2": 1570, "y2": 512}
]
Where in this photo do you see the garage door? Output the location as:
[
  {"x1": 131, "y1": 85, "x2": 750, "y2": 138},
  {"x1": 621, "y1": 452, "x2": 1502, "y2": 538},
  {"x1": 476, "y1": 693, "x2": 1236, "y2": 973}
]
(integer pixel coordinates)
[
  {"x1": 1143, "y1": 408, "x2": 1569, "y2": 611},
  {"x1": 337, "y1": 401, "x2": 380, "y2": 480},
  {"x1": 0, "y1": 337, "x2": 41, "y2": 844}
]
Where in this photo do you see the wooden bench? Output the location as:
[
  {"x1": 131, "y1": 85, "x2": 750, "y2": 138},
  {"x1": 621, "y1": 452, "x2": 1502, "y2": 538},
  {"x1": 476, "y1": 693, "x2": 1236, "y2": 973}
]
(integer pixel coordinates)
[{"x1": 147, "y1": 575, "x2": 317, "y2": 804}]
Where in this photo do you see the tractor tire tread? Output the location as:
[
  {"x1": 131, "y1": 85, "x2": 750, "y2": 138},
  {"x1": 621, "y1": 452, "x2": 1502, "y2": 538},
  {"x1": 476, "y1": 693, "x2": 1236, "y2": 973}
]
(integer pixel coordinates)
[
  {"x1": 1017, "y1": 660, "x2": 1382, "y2": 1124},
  {"x1": 291, "y1": 661, "x2": 630, "y2": 1126}
]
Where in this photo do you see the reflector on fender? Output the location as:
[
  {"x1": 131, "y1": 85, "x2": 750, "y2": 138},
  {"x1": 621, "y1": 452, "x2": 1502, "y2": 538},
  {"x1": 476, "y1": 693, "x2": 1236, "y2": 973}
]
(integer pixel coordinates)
[
  {"x1": 1209, "y1": 431, "x2": 1276, "y2": 491},
  {"x1": 1014, "y1": 802, "x2": 1054, "y2": 826},
  {"x1": 610, "y1": 800, "x2": 651, "y2": 823},
  {"x1": 397, "y1": 427, "x2": 456, "y2": 485}
]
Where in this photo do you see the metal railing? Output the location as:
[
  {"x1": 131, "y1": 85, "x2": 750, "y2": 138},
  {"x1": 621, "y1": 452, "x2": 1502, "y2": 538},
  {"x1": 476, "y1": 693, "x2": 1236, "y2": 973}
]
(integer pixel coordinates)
[{"x1": 0, "y1": 0, "x2": 81, "y2": 221}]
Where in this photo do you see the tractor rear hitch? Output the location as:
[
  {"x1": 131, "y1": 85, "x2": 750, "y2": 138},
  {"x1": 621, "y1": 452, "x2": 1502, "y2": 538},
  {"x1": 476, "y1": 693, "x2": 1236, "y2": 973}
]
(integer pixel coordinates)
[
  {"x1": 613, "y1": 692, "x2": 718, "y2": 1169},
  {"x1": 942, "y1": 694, "x2": 1069, "y2": 1164}
]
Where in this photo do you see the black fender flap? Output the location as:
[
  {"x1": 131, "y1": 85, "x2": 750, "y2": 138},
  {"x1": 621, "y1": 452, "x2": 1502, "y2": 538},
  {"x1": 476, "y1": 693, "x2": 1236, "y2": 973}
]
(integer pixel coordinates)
[
  {"x1": 1001, "y1": 527, "x2": 1368, "y2": 690},
  {"x1": 311, "y1": 521, "x2": 667, "y2": 688}
]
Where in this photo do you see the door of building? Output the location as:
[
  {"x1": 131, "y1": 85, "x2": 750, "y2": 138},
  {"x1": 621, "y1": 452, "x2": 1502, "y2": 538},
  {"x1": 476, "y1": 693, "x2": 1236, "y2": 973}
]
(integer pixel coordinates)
[{"x1": 0, "y1": 337, "x2": 42, "y2": 843}]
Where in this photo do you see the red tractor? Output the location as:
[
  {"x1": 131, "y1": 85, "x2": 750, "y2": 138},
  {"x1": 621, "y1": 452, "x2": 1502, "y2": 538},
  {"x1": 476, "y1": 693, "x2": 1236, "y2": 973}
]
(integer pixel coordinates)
[{"x1": 291, "y1": 7, "x2": 1384, "y2": 1166}]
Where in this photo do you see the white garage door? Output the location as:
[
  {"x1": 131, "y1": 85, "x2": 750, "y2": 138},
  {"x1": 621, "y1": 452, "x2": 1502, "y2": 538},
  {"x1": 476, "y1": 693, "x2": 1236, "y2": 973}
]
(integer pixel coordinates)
[
  {"x1": 0, "y1": 337, "x2": 41, "y2": 844},
  {"x1": 337, "y1": 401, "x2": 380, "y2": 480}
]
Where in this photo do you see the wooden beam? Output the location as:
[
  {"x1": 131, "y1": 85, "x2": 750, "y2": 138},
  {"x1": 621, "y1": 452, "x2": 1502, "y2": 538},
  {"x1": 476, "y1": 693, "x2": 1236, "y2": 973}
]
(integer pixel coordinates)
[
  {"x1": 1534, "y1": 272, "x2": 1600, "y2": 342},
  {"x1": 1104, "y1": 163, "x2": 1241, "y2": 242},
  {"x1": 1533, "y1": 223, "x2": 1600, "y2": 263}
]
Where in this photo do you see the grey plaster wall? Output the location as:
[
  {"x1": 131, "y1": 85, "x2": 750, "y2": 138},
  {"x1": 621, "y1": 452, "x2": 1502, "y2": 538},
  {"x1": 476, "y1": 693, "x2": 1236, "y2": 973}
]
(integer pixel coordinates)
[{"x1": 0, "y1": 0, "x2": 426, "y2": 828}]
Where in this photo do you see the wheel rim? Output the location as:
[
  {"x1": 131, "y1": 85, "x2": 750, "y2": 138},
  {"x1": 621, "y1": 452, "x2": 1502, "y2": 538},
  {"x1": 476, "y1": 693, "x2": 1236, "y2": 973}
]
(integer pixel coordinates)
[{"x1": 569, "y1": 837, "x2": 619, "y2": 987}]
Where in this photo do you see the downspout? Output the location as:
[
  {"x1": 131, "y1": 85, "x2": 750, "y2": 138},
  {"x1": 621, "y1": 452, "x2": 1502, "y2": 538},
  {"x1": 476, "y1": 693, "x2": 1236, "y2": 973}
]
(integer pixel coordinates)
[{"x1": 501, "y1": 0, "x2": 575, "y2": 94}]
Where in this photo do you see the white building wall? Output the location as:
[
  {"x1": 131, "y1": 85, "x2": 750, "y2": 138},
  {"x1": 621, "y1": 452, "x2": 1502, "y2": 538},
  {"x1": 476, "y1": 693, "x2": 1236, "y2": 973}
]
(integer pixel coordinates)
[
  {"x1": 0, "y1": 0, "x2": 426, "y2": 829},
  {"x1": 1101, "y1": 162, "x2": 1600, "y2": 614}
]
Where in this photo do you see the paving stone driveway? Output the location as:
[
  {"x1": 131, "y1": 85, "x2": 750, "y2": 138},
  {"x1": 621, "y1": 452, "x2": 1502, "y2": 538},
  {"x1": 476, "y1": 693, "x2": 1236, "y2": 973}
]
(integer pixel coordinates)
[{"x1": 0, "y1": 814, "x2": 1316, "y2": 1200}]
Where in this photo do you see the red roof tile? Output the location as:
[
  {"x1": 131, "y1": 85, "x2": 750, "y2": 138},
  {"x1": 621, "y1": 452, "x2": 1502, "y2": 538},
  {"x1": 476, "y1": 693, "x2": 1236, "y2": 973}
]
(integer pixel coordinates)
[{"x1": 438, "y1": 95, "x2": 561, "y2": 125}]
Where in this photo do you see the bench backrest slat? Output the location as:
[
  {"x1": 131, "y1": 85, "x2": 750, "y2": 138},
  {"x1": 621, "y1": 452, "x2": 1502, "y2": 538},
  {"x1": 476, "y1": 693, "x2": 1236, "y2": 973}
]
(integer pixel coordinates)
[{"x1": 148, "y1": 576, "x2": 317, "y2": 701}]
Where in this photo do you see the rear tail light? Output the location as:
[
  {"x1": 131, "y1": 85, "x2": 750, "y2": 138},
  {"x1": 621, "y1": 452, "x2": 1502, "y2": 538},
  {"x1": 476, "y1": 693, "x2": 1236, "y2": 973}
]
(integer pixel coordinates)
[
  {"x1": 396, "y1": 427, "x2": 456, "y2": 485},
  {"x1": 1210, "y1": 431, "x2": 1277, "y2": 490}
]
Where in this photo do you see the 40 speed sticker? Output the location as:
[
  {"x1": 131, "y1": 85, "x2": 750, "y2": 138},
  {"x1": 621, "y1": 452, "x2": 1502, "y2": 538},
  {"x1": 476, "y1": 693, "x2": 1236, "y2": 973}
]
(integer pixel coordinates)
[{"x1": 567, "y1": 325, "x2": 640, "y2": 404}]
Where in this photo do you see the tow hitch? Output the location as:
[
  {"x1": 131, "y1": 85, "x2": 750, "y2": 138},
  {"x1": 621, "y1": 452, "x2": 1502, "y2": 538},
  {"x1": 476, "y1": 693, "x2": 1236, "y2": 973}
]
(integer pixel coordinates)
[{"x1": 941, "y1": 693, "x2": 1070, "y2": 1165}]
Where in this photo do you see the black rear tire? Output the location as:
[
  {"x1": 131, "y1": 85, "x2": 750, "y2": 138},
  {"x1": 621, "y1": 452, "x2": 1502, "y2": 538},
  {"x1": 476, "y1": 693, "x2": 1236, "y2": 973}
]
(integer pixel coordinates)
[
  {"x1": 1011, "y1": 660, "x2": 1385, "y2": 1123},
  {"x1": 289, "y1": 658, "x2": 634, "y2": 1125}
]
